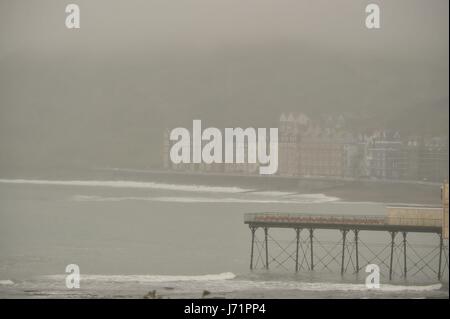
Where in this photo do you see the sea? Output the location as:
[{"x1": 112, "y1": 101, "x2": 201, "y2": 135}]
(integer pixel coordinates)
[{"x1": 0, "y1": 176, "x2": 448, "y2": 299}]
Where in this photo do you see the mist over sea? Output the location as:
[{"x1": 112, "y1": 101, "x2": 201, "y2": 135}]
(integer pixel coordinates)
[{"x1": 0, "y1": 177, "x2": 448, "y2": 299}]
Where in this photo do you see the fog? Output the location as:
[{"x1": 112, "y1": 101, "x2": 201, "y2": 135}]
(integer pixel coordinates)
[{"x1": 0, "y1": 0, "x2": 448, "y2": 173}]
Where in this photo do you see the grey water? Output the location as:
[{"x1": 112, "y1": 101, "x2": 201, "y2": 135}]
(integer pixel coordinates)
[{"x1": 0, "y1": 179, "x2": 448, "y2": 299}]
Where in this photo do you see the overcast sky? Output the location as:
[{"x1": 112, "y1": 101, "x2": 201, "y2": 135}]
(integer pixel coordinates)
[
  {"x1": 0, "y1": 0, "x2": 448, "y2": 173},
  {"x1": 1, "y1": 0, "x2": 448, "y2": 56}
]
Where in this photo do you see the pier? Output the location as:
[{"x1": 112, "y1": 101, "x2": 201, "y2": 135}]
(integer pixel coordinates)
[{"x1": 244, "y1": 208, "x2": 449, "y2": 281}]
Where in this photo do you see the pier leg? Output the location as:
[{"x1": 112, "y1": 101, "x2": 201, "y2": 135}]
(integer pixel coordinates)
[
  {"x1": 389, "y1": 232, "x2": 396, "y2": 281},
  {"x1": 402, "y1": 232, "x2": 407, "y2": 279},
  {"x1": 438, "y1": 233, "x2": 443, "y2": 281},
  {"x1": 354, "y1": 230, "x2": 359, "y2": 274},
  {"x1": 250, "y1": 227, "x2": 256, "y2": 270},
  {"x1": 264, "y1": 227, "x2": 269, "y2": 270},
  {"x1": 341, "y1": 230, "x2": 347, "y2": 275},
  {"x1": 295, "y1": 228, "x2": 300, "y2": 272},
  {"x1": 309, "y1": 229, "x2": 314, "y2": 271}
]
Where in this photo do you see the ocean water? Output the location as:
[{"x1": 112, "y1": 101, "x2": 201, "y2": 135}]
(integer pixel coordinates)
[{"x1": 0, "y1": 179, "x2": 448, "y2": 299}]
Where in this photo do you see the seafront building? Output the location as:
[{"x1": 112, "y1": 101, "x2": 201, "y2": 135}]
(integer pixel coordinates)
[{"x1": 162, "y1": 113, "x2": 449, "y2": 182}]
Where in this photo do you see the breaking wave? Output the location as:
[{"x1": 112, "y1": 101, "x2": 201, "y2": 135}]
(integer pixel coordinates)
[
  {"x1": 0, "y1": 179, "x2": 250, "y2": 194},
  {"x1": 36, "y1": 274, "x2": 442, "y2": 293},
  {"x1": 43, "y1": 272, "x2": 236, "y2": 283},
  {"x1": 0, "y1": 178, "x2": 340, "y2": 203},
  {"x1": 72, "y1": 193, "x2": 339, "y2": 204},
  {"x1": 0, "y1": 280, "x2": 14, "y2": 286},
  {"x1": 233, "y1": 281, "x2": 443, "y2": 292}
]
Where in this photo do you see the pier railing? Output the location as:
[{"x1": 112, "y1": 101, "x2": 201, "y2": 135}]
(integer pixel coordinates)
[{"x1": 244, "y1": 212, "x2": 442, "y2": 228}]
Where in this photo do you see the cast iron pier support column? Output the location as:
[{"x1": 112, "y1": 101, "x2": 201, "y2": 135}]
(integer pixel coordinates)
[
  {"x1": 389, "y1": 231, "x2": 397, "y2": 281},
  {"x1": 402, "y1": 232, "x2": 407, "y2": 279},
  {"x1": 341, "y1": 229, "x2": 348, "y2": 275},
  {"x1": 438, "y1": 233, "x2": 443, "y2": 281},
  {"x1": 295, "y1": 228, "x2": 300, "y2": 272},
  {"x1": 249, "y1": 226, "x2": 256, "y2": 270},
  {"x1": 354, "y1": 230, "x2": 359, "y2": 274},
  {"x1": 264, "y1": 227, "x2": 269, "y2": 270},
  {"x1": 309, "y1": 228, "x2": 314, "y2": 271}
]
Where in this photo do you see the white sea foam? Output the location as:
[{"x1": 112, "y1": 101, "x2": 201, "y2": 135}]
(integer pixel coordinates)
[
  {"x1": 36, "y1": 273, "x2": 442, "y2": 293},
  {"x1": 188, "y1": 279, "x2": 443, "y2": 293},
  {"x1": 43, "y1": 272, "x2": 236, "y2": 283},
  {"x1": 0, "y1": 280, "x2": 14, "y2": 285},
  {"x1": 72, "y1": 194, "x2": 339, "y2": 204},
  {"x1": 288, "y1": 193, "x2": 340, "y2": 202},
  {"x1": 0, "y1": 179, "x2": 250, "y2": 194},
  {"x1": 238, "y1": 281, "x2": 443, "y2": 292},
  {"x1": 248, "y1": 191, "x2": 297, "y2": 197},
  {"x1": 151, "y1": 195, "x2": 338, "y2": 204},
  {"x1": 0, "y1": 178, "x2": 340, "y2": 203}
]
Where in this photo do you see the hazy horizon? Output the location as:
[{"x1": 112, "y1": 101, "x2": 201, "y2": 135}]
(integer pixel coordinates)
[{"x1": 1, "y1": 0, "x2": 448, "y2": 173}]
